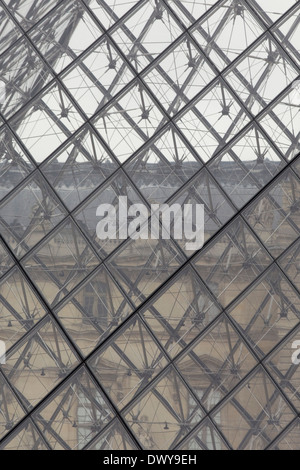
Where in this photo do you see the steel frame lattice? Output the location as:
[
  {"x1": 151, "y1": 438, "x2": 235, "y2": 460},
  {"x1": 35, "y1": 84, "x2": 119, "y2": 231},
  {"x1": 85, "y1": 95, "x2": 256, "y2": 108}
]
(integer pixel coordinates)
[{"x1": 0, "y1": 0, "x2": 300, "y2": 451}]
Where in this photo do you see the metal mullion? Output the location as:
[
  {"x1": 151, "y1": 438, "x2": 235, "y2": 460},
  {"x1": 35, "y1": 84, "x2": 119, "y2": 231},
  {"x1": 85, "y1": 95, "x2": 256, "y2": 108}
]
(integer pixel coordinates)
[
  {"x1": 204, "y1": 240, "x2": 234, "y2": 285},
  {"x1": 105, "y1": 242, "x2": 165, "y2": 306},
  {"x1": 9, "y1": 169, "x2": 103, "y2": 265},
  {"x1": 97, "y1": 6, "x2": 222, "y2": 133},
  {"x1": 115, "y1": 362, "x2": 207, "y2": 431},
  {"x1": 37, "y1": 417, "x2": 72, "y2": 450},
  {"x1": 272, "y1": 14, "x2": 300, "y2": 65},
  {"x1": 277, "y1": 237, "x2": 300, "y2": 274},
  {"x1": 168, "y1": 426, "x2": 189, "y2": 449},
  {"x1": 266, "y1": 362, "x2": 300, "y2": 403},
  {"x1": 0, "y1": 292, "x2": 32, "y2": 327},
  {"x1": 175, "y1": 414, "x2": 232, "y2": 450},
  {"x1": 83, "y1": 0, "x2": 145, "y2": 34},
  {"x1": 0, "y1": 365, "x2": 28, "y2": 419},
  {"x1": 67, "y1": 59, "x2": 183, "y2": 171},
  {"x1": 7, "y1": 0, "x2": 65, "y2": 33},
  {"x1": 237, "y1": 369, "x2": 295, "y2": 449},
  {"x1": 81, "y1": 377, "x2": 105, "y2": 424},
  {"x1": 213, "y1": 147, "x2": 268, "y2": 194},
  {"x1": 265, "y1": 416, "x2": 299, "y2": 450},
  {"x1": 1, "y1": 315, "x2": 59, "y2": 373},
  {"x1": 222, "y1": 66, "x2": 299, "y2": 154},
  {"x1": 81, "y1": 414, "x2": 142, "y2": 450},
  {"x1": 254, "y1": 178, "x2": 300, "y2": 236},
  {"x1": 34, "y1": 383, "x2": 75, "y2": 440},
  {"x1": 16, "y1": 317, "x2": 70, "y2": 371},
  {"x1": 0, "y1": 232, "x2": 101, "y2": 371},
  {"x1": 29, "y1": 418, "x2": 52, "y2": 450},
  {"x1": 5, "y1": 335, "x2": 35, "y2": 382},
  {"x1": 162, "y1": 0, "x2": 226, "y2": 30},
  {"x1": 170, "y1": 24, "x2": 300, "y2": 128},
  {"x1": 161, "y1": 303, "x2": 199, "y2": 353},
  {"x1": 200, "y1": 363, "x2": 297, "y2": 448},
  {"x1": 0, "y1": 11, "x2": 21, "y2": 54},
  {"x1": 176, "y1": 317, "x2": 257, "y2": 405},
  {"x1": 222, "y1": 52, "x2": 299, "y2": 145},
  {"x1": 0, "y1": 203, "x2": 41, "y2": 255},
  {"x1": 244, "y1": 0, "x2": 300, "y2": 34},
  {"x1": 23, "y1": 250, "x2": 83, "y2": 308},
  {"x1": 0, "y1": 2, "x2": 92, "y2": 129}
]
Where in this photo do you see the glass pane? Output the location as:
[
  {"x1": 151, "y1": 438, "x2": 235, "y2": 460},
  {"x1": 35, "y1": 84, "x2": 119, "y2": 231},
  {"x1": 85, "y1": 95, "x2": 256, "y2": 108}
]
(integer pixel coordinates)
[
  {"x1": 243, "y1": 169, "x2": 300, "y2": 258},
  {"x1": 208, "y1": 125, "x2": 286, "y2": 208},
  {"x1": 246, "y1": 0, "x2": 298, "y2": 25},
  {"x1": 269, "y1": 419, "x2": 300, "y2": 450},
  {"x1": 125, "y1": 125, "x2": 202, "y2": 204},
  {"x1": 22, "y1": 218, "x2": 101, "y2": 307},
  {"x1": 61, "y1": 37, "x2": 135, "y2": 118},
  {"x1": 106, "y1": 233, "x2": 185, "y2": 307},
  {"x1": 1, "y1": 316, "x2": 80, "y2": 410},
  {"x1": 0, "y1": 126, "x2": 36, "y2": 203},
  {"x1": 0, "y1": 5, "x2": 22, "y2": 56},
  {"x1": 93, "y1": 82, "x2": 166, "y2": 164},
  {"x1": 193, "y1": 217, "x2": 273, "y2": 307},
  {"x1": 224, "y1": 34, "x2": 298, "y2": 116},
  {"x1": 33, "y1": 367, "x2": 114, "y2": 450},
  {"x1": 0, "y1": 239, "x2": 14, "y2": 277},
  {"x1": 74, "y1": 170, "x2": 146, "y2": 260},
  {"x1": 29, "y1": 0, "x2": 103, "y2": 73},
  {"x1": 228, "y1": 265, "x2": 300, "y2": 357},
  {"x1": 111, "y1": 0, "x2": 183, "y2": 72},
  {"x1": 0, "y1": 419, "x2": 48, "y2": 450},
  {"x1": 177, "y1": 418, "x2": 229, "y2": 450},
  {"x1": 89, "y1": 315, "x2": 168, "y2": 410},
  {"x1": 264, "y1": 325, "x2": 300, "y2": 411},
  {"x1": 0, "y1": 37, "x2": 53, "y2": 119},
  {"x1": 258, "y1": 82, "x2": 300, "y2": 161},
  {"x1": 123, "y1": 367, "x2": 203, "y2": 449},
  {"x1": 170, "y1": 168, "x2": 236, "y2": 254},
  {"x1": 212, "y1": 367, "x2": 296, "y2": 450},
  {"x1": 2, "y1": 0, "x2": 64, "y2": 30},
  {"x1": 0, "y1": 172, "x2": 66, "y2": 259},
  {"x1": 55, "y1": 264, "x2": 133, "y2": 357},
  {"x1": 278, "y1": 239, "x2": 300, "y2": 290},
  {"x1": 11, "y1": 82, "x2": 85, "y2": 164},
  {"x1": 143, "y1": 35, "x2": 216, "y2": 116},
  {"x1": 176, "y1": 314, "x2": 258, "y2": 411},
  {"x1": 141, "y1": 265, "x2": 221, "y2": 358},
  {"x1": 293, "y1": 156, "x2": 300, "y2": 178},
  {"x1": 0, "y1": 267, "x2": 46, "y2": 351},
  {"x1": 191, "y1": 0, "x2": 265, "y2": 71},
  {"x1": 165, "y1": 0, "x2": 219, "y2": 26},
  {"x1": 83, "y1": 0, "x2": 140, "y2": 30},
  {"x1": 86, "y1": 419, "x2": 139, "y2": 450},
  {"x1": 0, "y1": 373, "x2": 26, "y2": 442},
  {"x1": 41, "y1": 125, "x2": 118, "y2": 211},
  {"x1": 176, "y1": 80, "x2": 250, "y2": 163},
  {"x1": 273, "y1": 6, "x2": 300, "y2": 66}
]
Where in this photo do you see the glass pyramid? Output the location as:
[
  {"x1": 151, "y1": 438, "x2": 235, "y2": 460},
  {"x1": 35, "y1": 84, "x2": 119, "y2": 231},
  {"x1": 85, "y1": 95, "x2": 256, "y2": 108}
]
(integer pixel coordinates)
[{"x1": 0, "y1": 0, "x2": 300, "y2": 451}]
